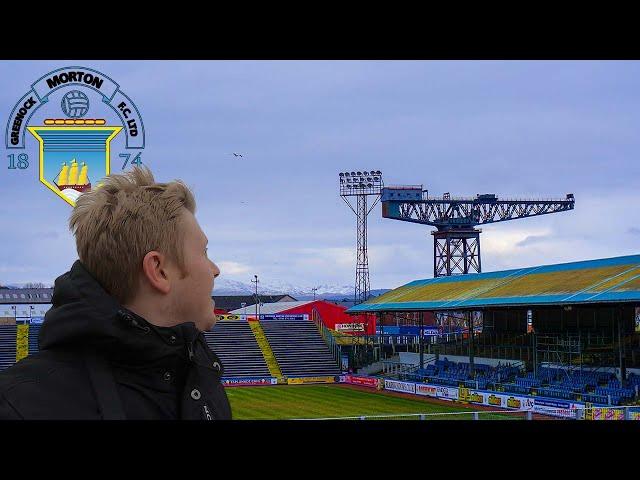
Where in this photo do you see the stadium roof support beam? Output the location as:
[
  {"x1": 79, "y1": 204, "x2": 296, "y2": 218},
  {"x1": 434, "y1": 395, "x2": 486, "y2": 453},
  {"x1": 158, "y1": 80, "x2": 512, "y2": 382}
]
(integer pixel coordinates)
[{"x1": 617, "y1": 306, "x2": 627, "y2": 384}]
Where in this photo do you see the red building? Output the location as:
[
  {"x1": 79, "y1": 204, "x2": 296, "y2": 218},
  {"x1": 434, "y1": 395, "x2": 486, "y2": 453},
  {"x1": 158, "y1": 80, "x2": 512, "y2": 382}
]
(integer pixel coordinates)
[{"x1": 229, "y1": 300, "x2": 376, "y2": 335}]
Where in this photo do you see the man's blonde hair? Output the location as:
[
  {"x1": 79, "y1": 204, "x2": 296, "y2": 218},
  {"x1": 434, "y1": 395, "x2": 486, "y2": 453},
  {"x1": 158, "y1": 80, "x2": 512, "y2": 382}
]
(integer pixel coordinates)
[{"x1": 69, "y1": 166, "x2": 196, "y2": 304}]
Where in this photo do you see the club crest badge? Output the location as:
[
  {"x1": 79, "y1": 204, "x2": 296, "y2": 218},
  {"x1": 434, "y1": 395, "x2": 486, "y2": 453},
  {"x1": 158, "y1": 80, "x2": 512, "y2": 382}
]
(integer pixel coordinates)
[{"x1": 5, "y1": 66, "x2": 146, "y2": 206}]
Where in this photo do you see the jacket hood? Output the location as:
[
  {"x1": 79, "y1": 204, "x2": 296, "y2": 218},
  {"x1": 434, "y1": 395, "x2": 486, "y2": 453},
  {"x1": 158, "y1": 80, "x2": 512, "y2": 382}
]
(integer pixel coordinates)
[{"x1": 40, "y1": 260, "x2": 202, "y2": 366}]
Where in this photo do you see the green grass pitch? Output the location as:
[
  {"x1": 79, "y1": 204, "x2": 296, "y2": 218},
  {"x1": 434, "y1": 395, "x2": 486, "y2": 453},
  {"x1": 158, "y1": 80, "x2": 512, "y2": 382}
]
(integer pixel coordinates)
[{"x1": 226, "y1": 384, "x2": 518, "y2": 420}]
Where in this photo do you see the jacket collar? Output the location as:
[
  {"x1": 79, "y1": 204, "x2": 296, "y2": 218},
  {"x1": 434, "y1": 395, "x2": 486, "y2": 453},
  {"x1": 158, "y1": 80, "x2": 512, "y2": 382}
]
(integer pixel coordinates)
[{"x1": 40, "y1": 260, "x2": 204, "y2": 369}]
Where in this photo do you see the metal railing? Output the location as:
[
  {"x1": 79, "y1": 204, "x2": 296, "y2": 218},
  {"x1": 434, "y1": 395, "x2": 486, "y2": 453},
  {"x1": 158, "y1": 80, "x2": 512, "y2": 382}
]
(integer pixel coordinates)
[
  {"x1": 408, "y1": 195, "x2": 574, "y2": 203},
  {"x1": 311, "y1": 307, "x2": 341, "y2": 368},
  {"x1": 381, "y1": 361, "x2": 420, "y2": 377},
  {"x1": 292, "y1": 405, "x2": 640, "y2": 421},
  {"x1": 293, "y1": 410, "x2": 537, "y2": 420}
]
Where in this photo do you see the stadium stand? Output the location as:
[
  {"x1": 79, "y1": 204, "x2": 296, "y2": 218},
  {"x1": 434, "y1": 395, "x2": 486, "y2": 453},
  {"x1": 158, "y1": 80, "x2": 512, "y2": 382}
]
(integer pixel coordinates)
[
  {"x1": 260, "y1": 319, "x2": 341, "y2": 377},
  {"x1": 0, "y1": 325, "x2": 17, "y2": 371},
  {"x1": 628, "y1": 372, "x2": 640, "y2": 388},
  {"x1": 204, "y1": 320, "x2": 271, "y2": 377},
  {"x1": 28, "y1": 324, "x2": 41, "y2": 356},
  {"x1": 527, "y1": 367, "x2": 636, "y2": 404},
  {"x1": 403, "y1": 358, "x2": 521, "y2": 390},
  {"x1": 399, "y1": 356, "x2": 639, "y2": 406}
]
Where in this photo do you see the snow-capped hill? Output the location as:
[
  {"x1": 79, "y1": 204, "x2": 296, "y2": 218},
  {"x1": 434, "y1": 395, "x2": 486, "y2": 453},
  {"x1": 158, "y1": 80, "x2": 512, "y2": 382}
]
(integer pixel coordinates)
[{"x1": 213, "y1": 278, "x2": 388, "y2": 298}]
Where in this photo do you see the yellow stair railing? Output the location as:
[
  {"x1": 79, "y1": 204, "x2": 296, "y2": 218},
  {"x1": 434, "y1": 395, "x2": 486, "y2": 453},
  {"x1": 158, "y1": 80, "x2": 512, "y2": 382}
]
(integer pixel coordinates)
[{"x1": 248, "y1": 320, "x2": 284, "y2": 383}]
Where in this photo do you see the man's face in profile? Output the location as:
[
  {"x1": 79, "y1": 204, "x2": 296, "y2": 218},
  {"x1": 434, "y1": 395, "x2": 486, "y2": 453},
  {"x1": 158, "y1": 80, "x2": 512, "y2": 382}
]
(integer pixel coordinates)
[{"x1": 172, "y1": 210, "x2": 220, "y2": 331}]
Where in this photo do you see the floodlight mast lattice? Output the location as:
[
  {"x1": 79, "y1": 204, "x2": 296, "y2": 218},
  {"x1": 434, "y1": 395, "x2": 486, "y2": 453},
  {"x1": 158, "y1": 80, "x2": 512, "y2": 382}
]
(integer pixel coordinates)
[{"x1": 339, "y1": 170, "x2": 384, "y2": 305}]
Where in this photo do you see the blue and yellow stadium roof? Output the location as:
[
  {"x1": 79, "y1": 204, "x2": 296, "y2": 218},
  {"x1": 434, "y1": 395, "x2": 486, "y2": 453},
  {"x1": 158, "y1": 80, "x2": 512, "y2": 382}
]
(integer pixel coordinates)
[{"x1": 348, "y1": 254, "x2": 640, "y2": 313}]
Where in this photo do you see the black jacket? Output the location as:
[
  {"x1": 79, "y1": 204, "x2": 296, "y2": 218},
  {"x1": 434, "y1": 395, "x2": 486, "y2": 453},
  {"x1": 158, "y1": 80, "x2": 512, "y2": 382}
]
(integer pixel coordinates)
[{"x1": 0, "y1": 260, "x2": 232, "y2": 420}]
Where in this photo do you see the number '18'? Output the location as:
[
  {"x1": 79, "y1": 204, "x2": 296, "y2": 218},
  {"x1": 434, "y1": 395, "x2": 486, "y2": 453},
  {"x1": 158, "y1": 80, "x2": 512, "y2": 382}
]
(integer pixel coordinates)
[{"x1": 7, "y1": 154, "x2": 29, "y2": 169}]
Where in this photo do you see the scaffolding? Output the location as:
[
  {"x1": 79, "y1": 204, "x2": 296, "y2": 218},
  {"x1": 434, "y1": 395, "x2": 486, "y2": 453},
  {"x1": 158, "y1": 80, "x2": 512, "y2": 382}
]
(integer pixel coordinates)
[{"x1": 533, "y1": 333, "x2": 582, "y2": 380}]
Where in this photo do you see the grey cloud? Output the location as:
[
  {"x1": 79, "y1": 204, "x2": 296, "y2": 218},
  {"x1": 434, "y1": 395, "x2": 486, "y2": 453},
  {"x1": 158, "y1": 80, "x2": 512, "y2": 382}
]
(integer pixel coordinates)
[{"x1": 516, "y1": 235, "x2": 549, "y2": 247}]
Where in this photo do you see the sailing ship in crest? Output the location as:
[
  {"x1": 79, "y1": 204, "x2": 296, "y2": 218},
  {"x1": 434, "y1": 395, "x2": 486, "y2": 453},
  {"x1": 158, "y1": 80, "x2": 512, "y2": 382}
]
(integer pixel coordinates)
[{"x1": 55, "y1": 159, "x2": 91, "y2": 193}]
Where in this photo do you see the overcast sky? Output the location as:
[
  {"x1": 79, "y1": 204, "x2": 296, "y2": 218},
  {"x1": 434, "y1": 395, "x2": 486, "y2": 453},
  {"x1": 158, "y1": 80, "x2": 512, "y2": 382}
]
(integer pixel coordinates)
[{"x1": 1, "y1": 60, "x2": 639, "y2": 290}]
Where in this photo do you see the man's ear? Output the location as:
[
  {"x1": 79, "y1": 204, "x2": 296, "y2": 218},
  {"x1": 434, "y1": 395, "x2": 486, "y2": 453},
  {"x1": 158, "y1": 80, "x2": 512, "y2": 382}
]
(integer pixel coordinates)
[{"x1": 141, "y1": 251, "x2": 171, "y2": 294}]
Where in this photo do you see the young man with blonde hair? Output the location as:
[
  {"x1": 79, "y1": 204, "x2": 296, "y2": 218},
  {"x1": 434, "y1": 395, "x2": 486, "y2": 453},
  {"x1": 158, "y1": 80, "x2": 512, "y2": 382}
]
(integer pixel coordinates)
[{"x1": 0, "y1": 166, "x2": 231, "y2": 420}]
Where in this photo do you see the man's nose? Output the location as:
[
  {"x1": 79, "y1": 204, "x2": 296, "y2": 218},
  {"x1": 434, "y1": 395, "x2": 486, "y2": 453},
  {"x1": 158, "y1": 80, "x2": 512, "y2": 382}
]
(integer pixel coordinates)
[{"x1": 211, "y1": 261, "x2": 220, "y2": 278}]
